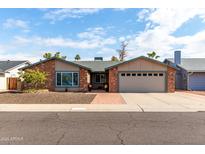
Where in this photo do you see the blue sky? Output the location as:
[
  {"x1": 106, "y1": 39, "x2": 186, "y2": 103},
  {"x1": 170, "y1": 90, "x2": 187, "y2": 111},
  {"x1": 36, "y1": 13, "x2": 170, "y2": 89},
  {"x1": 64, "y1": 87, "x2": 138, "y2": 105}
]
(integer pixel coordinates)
[{"x1": 0, "y1": 8, "x2": 205, "y2": 62}]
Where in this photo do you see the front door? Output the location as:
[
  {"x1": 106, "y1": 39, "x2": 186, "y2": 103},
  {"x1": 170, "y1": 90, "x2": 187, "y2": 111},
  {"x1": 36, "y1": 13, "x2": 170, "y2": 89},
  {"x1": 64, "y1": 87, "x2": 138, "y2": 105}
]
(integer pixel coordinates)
[{"x1": 91, "y1": 73, "x2": 107, "y2": 90}]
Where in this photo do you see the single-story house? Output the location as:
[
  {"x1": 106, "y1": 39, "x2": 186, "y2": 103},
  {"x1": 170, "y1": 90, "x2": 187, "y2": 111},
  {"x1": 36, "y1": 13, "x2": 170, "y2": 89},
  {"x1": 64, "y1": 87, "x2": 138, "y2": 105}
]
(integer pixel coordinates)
[
  {"x1": 164, "y1": 51, "x2": 205, "y2": 90},
  {"x1": 21, "y1": 56, "x2": 176, "y2": 93},
  {"x1": 0, "y1": 60, "x2": 30, "y2": 90}
]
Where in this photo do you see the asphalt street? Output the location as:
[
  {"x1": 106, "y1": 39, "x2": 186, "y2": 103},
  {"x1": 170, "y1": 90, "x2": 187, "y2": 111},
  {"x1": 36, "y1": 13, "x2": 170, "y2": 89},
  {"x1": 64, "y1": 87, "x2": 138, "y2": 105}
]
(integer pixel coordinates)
[{"x1": 0, "y1": 112, "x2": 205, "y2": 144}]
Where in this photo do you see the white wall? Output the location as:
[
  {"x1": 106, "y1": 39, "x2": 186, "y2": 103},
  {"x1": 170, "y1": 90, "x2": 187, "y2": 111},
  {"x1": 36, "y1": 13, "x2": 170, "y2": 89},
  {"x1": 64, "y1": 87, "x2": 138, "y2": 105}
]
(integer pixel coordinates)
[
  {"x1": 0, "y1": 73, "x2": 6, "y2": 90},
  {"x1": 0, "y1": 63, "x2": 28, "y2": 90}
]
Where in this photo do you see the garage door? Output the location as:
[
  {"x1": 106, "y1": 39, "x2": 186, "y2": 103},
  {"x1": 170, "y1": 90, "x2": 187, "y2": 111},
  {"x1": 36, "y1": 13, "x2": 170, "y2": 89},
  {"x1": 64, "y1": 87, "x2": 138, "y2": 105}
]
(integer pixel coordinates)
[
  {"x1": 189, "y1": 73, "x2": 205, "y2": 90},
  {"x1": 119, "y1": 72, "x2": 166, "y2": 92}
]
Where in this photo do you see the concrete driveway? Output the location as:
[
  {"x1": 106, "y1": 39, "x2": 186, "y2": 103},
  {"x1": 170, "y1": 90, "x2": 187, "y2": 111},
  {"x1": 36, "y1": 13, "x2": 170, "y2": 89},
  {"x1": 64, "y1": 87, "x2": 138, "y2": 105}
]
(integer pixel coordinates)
[{"x1": 121, "y1": 92, "x2": 205, "y2": 112}]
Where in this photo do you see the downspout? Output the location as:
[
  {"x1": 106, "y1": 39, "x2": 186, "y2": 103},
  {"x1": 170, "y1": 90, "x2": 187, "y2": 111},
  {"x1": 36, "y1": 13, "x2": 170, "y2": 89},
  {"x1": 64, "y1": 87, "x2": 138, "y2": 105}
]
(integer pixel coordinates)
[{"x1": 187, "y1": 72, "x2": 194, "y2": 91}]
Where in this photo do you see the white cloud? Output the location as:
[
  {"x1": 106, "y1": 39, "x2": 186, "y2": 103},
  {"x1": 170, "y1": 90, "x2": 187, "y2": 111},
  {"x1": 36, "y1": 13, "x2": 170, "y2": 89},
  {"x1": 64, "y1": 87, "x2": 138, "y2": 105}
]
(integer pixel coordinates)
[
  {"x1": 13, "y1": 27, "x2": 116, "y2": 49},
  {"x1": 14, "y1": 36, "x2": 31, "y2": 44},
  {"x1": 126, "y1": 8, "x2": 205, "y2": 59},
  {"x1": 77, "y1": 27, "x2": 106, "y2": 39},
  {"x1": 119, "y1": 36, "x2": 125, "y2": 42},
  {"x1": 0, "y1": 52, "x2": 38, "y2": 62},
  {"x1": 44, "y1": 8, "x2": 102, "y2": 23},
  {"x1": 145, "y1": 8, "x2": 205, "y2": 33},
  {"x1": 3, "y1": 18, "x2": 30, "y2": 32},
  {"x1": 137, "y1": 9, "x2": 152, "y2": 22}
]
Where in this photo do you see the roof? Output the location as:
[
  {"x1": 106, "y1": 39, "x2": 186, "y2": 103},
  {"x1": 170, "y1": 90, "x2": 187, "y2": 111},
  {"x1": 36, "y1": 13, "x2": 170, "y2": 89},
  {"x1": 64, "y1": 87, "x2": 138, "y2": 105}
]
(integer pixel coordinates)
[
  {"x1": 166, "y1": 58, "x2": 205, "y2": 72},
  {"x1": 105, "y1": 56, "x2": 176, "y2": 70},
  {"x1": 21, "y1": 57, "x2": 92, "y2": 71},
  {"x1": 0, "y1": 61, "x2": 28, "y2": 72},
  {"x1": 22, "y1": 56, "x2": 176, "y2": 72},
  {"x1": 73, "y1": 61, "x2": 121, "y2": 72}
]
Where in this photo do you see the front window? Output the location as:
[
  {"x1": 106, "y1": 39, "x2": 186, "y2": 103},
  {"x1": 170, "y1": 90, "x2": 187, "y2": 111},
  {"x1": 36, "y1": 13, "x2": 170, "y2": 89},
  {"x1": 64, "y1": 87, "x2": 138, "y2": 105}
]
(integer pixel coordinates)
[
  {"x1": 62, "y1": 73, "x2": 72, "y2": 86},
  {"x1": 56, "y1": 72, "x2": 79, "y2": 87},
  {"x1": 73, "y1": 73, "x2": 79, "y2": 86},
  {"x1": 56, "y1": 72, "x2": 61, "y2": 86}
]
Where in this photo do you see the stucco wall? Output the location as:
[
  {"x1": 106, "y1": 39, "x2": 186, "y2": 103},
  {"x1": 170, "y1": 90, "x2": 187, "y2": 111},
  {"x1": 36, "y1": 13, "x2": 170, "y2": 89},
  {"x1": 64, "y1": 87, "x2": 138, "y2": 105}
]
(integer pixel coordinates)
[
  {"x1": 55, "y1": 61, "x2": 79, "y2": 71},
  {"x1": 0, "y1": 74, "x2": 6, "y2": 90},
  {"x1": 118, "y1": 58, "x2": 167, "y2": 71}
]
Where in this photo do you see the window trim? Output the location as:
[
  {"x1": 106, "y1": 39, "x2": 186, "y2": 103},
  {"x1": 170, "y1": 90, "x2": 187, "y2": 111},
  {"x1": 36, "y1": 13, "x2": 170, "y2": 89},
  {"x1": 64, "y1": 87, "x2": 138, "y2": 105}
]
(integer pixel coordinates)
[{"x1": 56, "y1": 71, "x2": 79, "y2": 87}]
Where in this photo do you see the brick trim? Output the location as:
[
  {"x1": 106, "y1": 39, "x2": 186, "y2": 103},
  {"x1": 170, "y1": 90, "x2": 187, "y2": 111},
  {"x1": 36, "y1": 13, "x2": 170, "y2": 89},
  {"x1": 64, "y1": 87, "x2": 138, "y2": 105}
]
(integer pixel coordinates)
[
  {"x1": 108, "y1": 67, "x2": 118, "y2": 92},
  {"x1": 79, "y1": 68, "x2": 89, "y2": 92},
  {"x1": 167, "y1": 66, "x2": 176, "y2": 92}
]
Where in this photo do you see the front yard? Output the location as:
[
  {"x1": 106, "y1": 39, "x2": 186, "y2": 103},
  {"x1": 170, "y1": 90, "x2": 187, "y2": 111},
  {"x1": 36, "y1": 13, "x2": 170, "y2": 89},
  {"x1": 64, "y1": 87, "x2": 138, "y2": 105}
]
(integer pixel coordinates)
[{"x1": 0, "y1": 92, "x2": 96, "y2": 104}]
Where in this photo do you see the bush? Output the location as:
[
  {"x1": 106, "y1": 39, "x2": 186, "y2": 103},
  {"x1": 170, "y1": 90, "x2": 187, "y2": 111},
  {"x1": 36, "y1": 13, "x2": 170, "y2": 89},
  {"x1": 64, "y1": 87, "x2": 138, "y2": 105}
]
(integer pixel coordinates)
[{"x1": 19, "y1": 69, "x2": 48, "y2": 90}]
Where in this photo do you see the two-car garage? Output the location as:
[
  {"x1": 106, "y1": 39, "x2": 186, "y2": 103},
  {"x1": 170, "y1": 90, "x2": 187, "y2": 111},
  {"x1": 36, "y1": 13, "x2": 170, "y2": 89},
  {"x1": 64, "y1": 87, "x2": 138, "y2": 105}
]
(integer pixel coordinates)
[
  {"x1": 107, "y1": 56, "x2": 175, "y2": 93},
  {"x1": 119, "y1": 72, "x2": 166, "y2": 92}
]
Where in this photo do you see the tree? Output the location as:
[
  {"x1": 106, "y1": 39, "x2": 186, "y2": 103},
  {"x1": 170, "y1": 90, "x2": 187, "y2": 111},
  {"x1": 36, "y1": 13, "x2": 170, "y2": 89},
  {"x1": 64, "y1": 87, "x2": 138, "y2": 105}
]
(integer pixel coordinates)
[
  {"x1": 117, "y1": 41, "x2": 128, "y2": 61},
  {"x1": 54, "y1": 52, "x2": 67, "y2": 60},
  {"x1": 19, "y1": 69, "x2": 47, "y2": 89},
  {"x1": 75, "y1": 54, "x2": 81, "y2": 61},
  {"x1": 147, "y1": 51, "x2": 160, "y2": 59},
  {"x1": 111, "y1": 56, "x2": 119, "y2": 61},
  {"x1": 43, "y1": 52, "x2": 52, "y2": 59},
  {"x1": 43, "y1": 52, "x2": 67, "y2": 60}
]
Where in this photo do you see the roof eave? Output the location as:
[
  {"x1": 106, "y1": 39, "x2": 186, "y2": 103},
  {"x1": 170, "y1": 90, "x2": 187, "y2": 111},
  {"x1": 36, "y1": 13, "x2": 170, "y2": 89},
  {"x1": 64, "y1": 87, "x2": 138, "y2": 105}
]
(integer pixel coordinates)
[
  {"x1": 105, "y1": 56, "x2": 177, "y2": 70},
  {"x1": 5, "y1": 61, "x2": 30, "y2": 72},
  {"x1": 21, "y1": 57, "x2": 91, "y2": 71}
]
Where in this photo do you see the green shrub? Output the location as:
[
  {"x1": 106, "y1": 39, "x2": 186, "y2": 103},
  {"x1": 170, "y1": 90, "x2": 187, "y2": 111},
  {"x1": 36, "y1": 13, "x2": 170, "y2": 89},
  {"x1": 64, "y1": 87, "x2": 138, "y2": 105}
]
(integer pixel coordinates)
[{"x1": 19, "y1": 69, "x2": 48, "y2": 90}]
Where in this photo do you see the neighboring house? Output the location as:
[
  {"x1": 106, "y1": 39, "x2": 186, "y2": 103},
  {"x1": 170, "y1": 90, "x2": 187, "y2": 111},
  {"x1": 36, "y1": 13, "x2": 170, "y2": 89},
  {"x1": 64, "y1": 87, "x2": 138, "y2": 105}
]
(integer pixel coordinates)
[
  {"x1": 164, "y1": 51, "x2": 205, "y2": 91},
  {"x1": 22, "y1": 56, "x2": 176, "y2": 93},
  {"x1": 0, "y1": 60, "x2": 30, "y2": 90}
]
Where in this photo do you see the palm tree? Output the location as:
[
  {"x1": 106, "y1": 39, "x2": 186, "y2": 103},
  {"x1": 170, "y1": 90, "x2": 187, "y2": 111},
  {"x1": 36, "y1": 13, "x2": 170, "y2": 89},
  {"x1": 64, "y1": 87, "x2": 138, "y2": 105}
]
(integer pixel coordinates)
[
  {"x1": 54, "y1": 52, "x2": 67, "y2": 60},
  {"x1": 147, "y1": 51, "x2": 160, "y2": 59},
  {"x1": 43, "y1": 52, "x2": 52, "y2": 59},
  {"x1": 75, "y1": 54, "x2": 81, "y2": 61},
  {"x1": 43, "y1": 52, "x2": 66, "y2": 60}
]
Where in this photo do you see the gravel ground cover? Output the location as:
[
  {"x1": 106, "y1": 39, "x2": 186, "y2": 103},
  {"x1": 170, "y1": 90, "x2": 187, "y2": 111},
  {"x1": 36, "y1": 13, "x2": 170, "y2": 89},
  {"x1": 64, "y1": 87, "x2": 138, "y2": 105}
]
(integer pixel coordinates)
[{"x1": 0, "y1": 92, "x2": 96, "y2": 104}]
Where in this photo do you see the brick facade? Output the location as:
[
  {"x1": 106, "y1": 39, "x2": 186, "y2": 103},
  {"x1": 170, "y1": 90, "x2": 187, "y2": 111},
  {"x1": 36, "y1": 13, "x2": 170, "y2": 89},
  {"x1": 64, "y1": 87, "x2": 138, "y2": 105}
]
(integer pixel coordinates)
[
  {"x1": 108, "y1": 67, "x2": 118, "y2": 92},
  {"x1": 79, "y1": 68, "x2": 89, "y2": 92},
  {"x1": 23, "y1": 59, "x2": 90, "y2": 92},
  {"x1": 167, "y1": 66, "x2": 176, "y2": 92},
  {"x1": 23, "y1": 59, "x2": 56, "y2": 91},
  {"x1": 22, "y1": 57, "x2": 176, "y2": 93}
]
